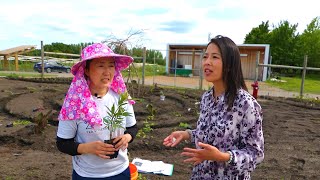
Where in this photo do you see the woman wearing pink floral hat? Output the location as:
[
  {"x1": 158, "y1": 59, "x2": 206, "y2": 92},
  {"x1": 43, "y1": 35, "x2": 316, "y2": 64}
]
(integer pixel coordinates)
[{"x1": 56, "y1": 43, "x2": 137, "y2": 179}]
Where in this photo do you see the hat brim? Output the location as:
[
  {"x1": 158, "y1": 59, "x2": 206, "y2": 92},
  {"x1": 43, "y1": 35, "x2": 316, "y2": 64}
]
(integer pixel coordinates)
[{"x1": 71, "y1": 53, "x2": 133, "y2": 75}]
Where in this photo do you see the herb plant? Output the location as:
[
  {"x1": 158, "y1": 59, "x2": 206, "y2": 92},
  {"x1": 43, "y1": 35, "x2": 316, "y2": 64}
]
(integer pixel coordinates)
[{"x1": 103, "y1": 92, "x2": 132, "y2": 140}]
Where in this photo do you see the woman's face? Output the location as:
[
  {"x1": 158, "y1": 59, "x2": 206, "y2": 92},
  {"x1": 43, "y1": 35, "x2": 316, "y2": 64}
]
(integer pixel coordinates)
[
  {"x1": 202, "y1": 43, "x2": 223, "y2": 84},
  {"x1": 85, "y1": 57, "x2": 115, "y2": 90}
]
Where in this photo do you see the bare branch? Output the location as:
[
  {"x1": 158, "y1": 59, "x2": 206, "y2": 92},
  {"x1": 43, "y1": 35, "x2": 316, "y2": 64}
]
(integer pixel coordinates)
[{"x1": 102, "y1": 29, "x2": 146, "y2": 55}]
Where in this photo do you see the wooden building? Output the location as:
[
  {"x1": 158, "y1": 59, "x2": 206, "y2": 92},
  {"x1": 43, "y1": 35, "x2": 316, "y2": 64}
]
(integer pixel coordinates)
[
  {"x1": 166, "y1": 43, "x2": 270, "y2": 81},
  {"x1": 0, "y1": 45, "x2": 36, "y2": 71}
]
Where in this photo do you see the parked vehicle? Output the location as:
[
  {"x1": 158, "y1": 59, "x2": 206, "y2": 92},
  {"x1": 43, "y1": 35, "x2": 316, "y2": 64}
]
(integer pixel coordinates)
[{"x1": 34, "y1": 61, "x2": 71, "y2": 73}]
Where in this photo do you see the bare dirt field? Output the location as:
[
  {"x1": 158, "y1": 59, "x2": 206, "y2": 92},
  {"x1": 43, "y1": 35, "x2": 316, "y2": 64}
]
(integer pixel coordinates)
[{"x1": 0, "y1": 77, "x2": 319, "y2": 180}]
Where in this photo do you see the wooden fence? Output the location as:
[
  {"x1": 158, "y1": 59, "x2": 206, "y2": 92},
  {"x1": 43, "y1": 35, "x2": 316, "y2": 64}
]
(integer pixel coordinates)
[{"x1": 256, "y1": 54, "x2": 320, "y2": 97}]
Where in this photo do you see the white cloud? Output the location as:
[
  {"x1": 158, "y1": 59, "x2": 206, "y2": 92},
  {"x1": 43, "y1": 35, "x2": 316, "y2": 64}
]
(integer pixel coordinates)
[{"x1": 0, "y1": 0, "x2": 318, "y2": 52}]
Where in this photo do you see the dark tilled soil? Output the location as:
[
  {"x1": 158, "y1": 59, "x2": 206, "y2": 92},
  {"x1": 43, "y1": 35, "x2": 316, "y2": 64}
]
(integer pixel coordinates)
[{"x1": 0, "y1": 77, "x2": 319, "y2": 180}]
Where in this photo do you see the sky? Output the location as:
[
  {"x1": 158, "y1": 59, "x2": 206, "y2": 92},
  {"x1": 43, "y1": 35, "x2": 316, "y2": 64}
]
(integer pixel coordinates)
[{"x1": 0, "y1": 0, "x2": 319, "y2": 53}]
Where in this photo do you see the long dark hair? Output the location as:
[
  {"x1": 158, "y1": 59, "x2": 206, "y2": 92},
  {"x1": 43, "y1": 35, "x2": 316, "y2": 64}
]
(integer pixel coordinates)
[
  {"x1": 207, "y1": 35, "x2": 247, "y2": 110},
  {"x1": 84, "y1": 60, "x2": 92, "y2": 80}
]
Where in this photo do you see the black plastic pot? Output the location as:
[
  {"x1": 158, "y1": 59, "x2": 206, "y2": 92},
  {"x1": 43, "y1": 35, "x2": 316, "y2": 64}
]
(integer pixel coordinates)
[{"x1": 104, "y1": 139, "x2": 120, "y2": 159}]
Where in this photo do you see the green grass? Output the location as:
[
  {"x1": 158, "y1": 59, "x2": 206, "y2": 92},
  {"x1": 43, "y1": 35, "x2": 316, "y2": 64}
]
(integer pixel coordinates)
[
  {"x1": 266, "y1": 74, "x2": 320, "y2": 94},
  {"x1": 0, "y1": 61, "x2": 35, "y2": 71},
  {"x1": 122, "y1": 64, "x2": 166, "y2": 78},
  {"x1": 0, "y1": 72, "x2": 56, "y2": 78}
]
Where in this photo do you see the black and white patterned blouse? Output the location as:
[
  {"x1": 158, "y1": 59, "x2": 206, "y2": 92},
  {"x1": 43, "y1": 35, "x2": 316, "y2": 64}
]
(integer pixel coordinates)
[{"x1": 189, "y1": 88, "x2": 264, "y2": 180}]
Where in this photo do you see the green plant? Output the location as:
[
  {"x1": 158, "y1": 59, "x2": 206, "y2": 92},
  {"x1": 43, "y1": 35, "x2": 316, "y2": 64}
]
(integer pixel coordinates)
[
  {"x1": 103, "y1": 92, "x2": 132, "y2": 140},
  {"x1": 5, "y1": 176, "x2": 15, "y2": 180},
  {"x1": 34, "y1": 110, "x2": 52, "y2": 134},
  {"x1": 179, "y1": 122, "x2": 191, "y2": 129},
  {"x1": 26, "y1": 87, "x2": 37, "y2": 93},
  {"x1": 137, "y1": 174, "x2": 147, "y2": 180},
  {"x1": 146, "y1": 104, "x2": 156, "y2": 117},
  {"x1": 160, "y1": 90, "x2": 165, "y2": 96},
  {"x1": 136, "y1": 120, "x2": 155, "y2": 139},
  {"x1": 136, "y1": 104, "x2": 156, "y2": 139},
  {"x1": 13, "y1": 120, "x2": 31, "y2": 126},
  {"x1": 149, "y1": 86, "x2": 155, "y2": 93}
]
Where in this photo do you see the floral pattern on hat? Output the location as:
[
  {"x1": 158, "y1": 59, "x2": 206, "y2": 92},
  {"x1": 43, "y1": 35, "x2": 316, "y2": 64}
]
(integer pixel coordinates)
[{"x1": 72, "y1": 43, "x2": 133, "y2": 75}]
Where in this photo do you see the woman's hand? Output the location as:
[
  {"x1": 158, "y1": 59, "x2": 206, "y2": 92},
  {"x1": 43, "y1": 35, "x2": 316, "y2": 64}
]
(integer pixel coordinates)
[
  {"x1": 113, "y1": 134, "x2": 132, "y2": 151},
  {"x1": 163, "y1": 131, "x2": 189, "y2": 147},
  {"x1": 78, "y1": 141, "x2": 116, "y2": 159},
  {"x1": 181, "y1": 142, "x2": 229, "y2": 165}
]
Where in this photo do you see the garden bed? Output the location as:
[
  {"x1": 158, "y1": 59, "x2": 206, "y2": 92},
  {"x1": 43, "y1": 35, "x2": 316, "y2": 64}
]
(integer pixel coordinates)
[{"x1": 0, "y1": 77, "x2": 319, "y2": 179}]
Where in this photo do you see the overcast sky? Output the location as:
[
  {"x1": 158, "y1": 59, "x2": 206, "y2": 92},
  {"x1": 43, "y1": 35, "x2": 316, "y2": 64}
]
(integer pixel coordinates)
[{"x1": 0, "y1": 0, "x2": 318, "y2": 53}]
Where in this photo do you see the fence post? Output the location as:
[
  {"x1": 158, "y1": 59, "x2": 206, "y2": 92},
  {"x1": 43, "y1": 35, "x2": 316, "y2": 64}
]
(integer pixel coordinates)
[
  {"x1": 268, "y1": 55, "x2": 272, "y2": 79},
  {"x1": 142, "y1": 47, "x2": 146, "y2": 86},
  {"x1": 300, "y1": 55, "x2": 308, "y2": 97},
  {"x1": 255, "y1": 51, "x2": 260, "y2": 81},
  {"x1": 153, "y1": 53, "x2": 155, "y2": 85},
  {"x1": 199, "y1": 50, "x2": 204, "y2": 90},
  {"x1": 174, "y1": 50, "x2": 178, "y2": 87},
  {"x1": 41, "y1": 41, "x2": 44, "y2": 79},
  {"x1": 14, "y1": 53, "x2": 19, "y2": 71}
]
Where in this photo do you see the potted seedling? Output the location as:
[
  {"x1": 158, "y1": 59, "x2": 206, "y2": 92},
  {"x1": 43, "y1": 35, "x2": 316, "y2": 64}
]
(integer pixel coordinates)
[
  {"x1": 103, "y1": 92, "x2": 132, "y2": 159},
  {"x1": 160, "y1": 90, "x2": 165, "y2": 101}
]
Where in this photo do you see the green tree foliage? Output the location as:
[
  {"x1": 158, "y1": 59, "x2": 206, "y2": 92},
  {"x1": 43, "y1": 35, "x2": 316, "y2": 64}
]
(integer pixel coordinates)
[
  {"x1": 244, "y1": 21, "x2": 271, "y2": 44},
  {"x1": 146, "y1": 49, "x2": 165, "y2": 65},
  {"x1": 269, "y1": 20, "x2": 300, "y2": 68},
  {"x1": 298, "y1": 17, "x2": 320, "y2": 68},
  {"x1": 25, "y1": 42, "x2": 93, "y2": 58},
  {"x1": 244, "y1": 17, "x2": 320, "y2": 75},
  {"x1": 130, "y1": 47, "x2": 165, "y2": 65}
]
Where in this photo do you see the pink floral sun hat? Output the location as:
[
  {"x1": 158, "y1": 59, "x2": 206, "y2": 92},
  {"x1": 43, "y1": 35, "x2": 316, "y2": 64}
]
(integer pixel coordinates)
[
  {"x1": 58, "y1": 43, "x2": 134, "y2": 127},
  {"x1": 72, "y1": 43, "x2": 133, "y2": 75}
]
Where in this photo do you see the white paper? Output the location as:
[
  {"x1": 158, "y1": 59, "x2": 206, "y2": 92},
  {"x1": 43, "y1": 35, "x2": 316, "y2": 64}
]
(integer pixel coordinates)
[{"x1": 132, "y1": 158, "x2": 174, "y2": 176}]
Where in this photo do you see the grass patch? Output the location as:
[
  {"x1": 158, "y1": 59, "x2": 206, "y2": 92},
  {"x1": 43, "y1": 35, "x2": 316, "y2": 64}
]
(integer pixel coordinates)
[
  {"x1": 0, "y1": 72, "x2": 56, "y2": 78},
  {"x1": 122, "y1": 64, "x2": 166, "y2": 78},
  {"x1": 13, "y1": 120, "x2": 31, "y2": 126},
  {"x1": 266, "y1": 74, "x2": 320, "y2": 94}
]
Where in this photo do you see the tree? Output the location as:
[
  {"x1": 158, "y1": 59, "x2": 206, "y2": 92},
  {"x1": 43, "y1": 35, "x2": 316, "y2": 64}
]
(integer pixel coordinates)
[
  {"x1": 244, "y1": 21, "x2": 271, "y2": 44},
  {"x1": 146, "y1": 49, "x2": 165, "y2": 65},
  {"x1": 269, "y1": 20, "x2": 300, "y2": 71},
  {"x1": 24, "y1": 42, "x2": 87, "y2": 58},
  {"x1": 102, "y1": 29, "x2": 146, "y2": 55},
  {"x1": 130, "y1": 47, "x2": 165, "y2": 65},
  {"x1": 298, "y1": 17, "x2": 320, "y2": 68}
]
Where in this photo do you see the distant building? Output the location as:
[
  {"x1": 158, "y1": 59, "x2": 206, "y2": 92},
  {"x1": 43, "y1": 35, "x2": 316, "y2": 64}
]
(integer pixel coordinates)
[{"x1": 166, "y1": 43, "x2": 270, "y2": 81}]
